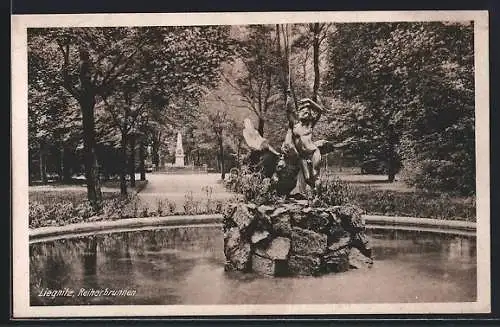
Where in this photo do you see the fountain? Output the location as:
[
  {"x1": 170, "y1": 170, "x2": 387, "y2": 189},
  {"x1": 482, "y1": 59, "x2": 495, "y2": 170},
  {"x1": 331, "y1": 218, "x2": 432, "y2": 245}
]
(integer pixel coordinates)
[{"x1": 223, "y1": 93, "x2": 373, "y2": 276}]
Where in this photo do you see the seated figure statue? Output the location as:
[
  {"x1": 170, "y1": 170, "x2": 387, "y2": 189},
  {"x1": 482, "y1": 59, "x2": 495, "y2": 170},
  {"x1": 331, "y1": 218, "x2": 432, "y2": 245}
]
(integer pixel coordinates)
[{"x1": 242, "y1": 89, "x2": 334, "y2": 198}]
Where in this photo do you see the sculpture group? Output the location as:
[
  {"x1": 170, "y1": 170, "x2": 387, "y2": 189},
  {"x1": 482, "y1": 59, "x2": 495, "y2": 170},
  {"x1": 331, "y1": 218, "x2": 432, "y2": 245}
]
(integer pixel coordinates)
[
  {"x1": 243, "y1": 90, "x2": 335, "y2": 198},
  {"x1": 223, "y1": 91, "x2": 374, "y2": 277}
]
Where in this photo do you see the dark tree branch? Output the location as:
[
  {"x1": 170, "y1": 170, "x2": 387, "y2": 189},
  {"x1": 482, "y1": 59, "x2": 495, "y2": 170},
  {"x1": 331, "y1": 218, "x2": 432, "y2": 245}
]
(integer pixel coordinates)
[
  {"x1": 56, "y1": 41, "x2": 81, "y2": 99},
  {"x1": 221, "y1": 73, "x2": 258, "y2": 113},
  {"x1": 97, "y1": 39, "x2": 147, "y2": 94}
]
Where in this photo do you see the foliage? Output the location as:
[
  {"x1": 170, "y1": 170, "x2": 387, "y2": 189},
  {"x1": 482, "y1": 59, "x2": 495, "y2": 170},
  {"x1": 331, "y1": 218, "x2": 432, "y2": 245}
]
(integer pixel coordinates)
[
  {"x1": 29, "y1": 187, "x2": 227, "y2": 229},
  {"x1": 401, "y1": 159, "x2": 474, "y2": 195},
  {"x1": 349, "y1": 185, "x2": 476, "y2": 221},
  {"x1": 314, "y1": 174, "x2": 354, "y2": 207},
  {"x1": 28, "y1": 26, "x2": 235, "y2": 201},
  {"x1": 192, "y1": 108, "x2": 242, "y2": 174},
  {"x1": 224, "y1": 166, "x2": 278, "y2": 205},
  {"x1": 225, "y1": 25, "x2": 283, "y2": 137},
  {"x1": 29, "y1": 200, "x2": 97, "y2": 228},
  {"x1": 324, "y1": 22, "x2": 475, "y2": 190}
]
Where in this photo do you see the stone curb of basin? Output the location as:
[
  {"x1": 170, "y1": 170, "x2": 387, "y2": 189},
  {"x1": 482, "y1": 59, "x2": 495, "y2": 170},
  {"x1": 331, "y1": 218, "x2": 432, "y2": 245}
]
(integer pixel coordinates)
[{"x1": 29, "y1": 214, "x2": 476, "y2": 244}]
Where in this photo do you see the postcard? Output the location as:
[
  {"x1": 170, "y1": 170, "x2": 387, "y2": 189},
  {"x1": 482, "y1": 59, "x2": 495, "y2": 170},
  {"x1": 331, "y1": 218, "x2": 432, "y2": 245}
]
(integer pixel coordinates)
[{"x1": 11, "y1": 10, "x2": 490, "y2": 318}]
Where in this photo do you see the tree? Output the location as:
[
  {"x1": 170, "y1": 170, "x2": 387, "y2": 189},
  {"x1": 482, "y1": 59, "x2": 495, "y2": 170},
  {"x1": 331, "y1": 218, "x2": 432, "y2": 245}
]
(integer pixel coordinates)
[
  {"x1": 224, "y1": 25, "x2": 282, "y2": 137},
  {"x1": 100, "y1": 86, "x2": 149, "y2": 195},
  {"x1": 28, "y1": 26, "x2": 234, "y2": 202},
  {"x1": 288, "y1": 23, "x2": 331, "y2": 101},
  {"x1": 194, "y1": 109, "x2": 239, "y2": 180},
  {"x1": 28, "y1": 51, "x2": 82, "y2": 184},
  {"x1": 28, "y1": 28, "x2": 151, "y2": 206},
  {"x1": 324, "y1": 22, "x2": 474, "y2": 190}
]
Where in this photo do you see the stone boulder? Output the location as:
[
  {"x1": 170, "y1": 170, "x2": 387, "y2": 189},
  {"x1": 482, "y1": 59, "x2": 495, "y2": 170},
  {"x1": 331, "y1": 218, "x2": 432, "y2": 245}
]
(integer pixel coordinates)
[
  {"x1": 299, "y1": 210, "x2": 330, "y2": 234},
  {"x1": 224, "y1": 227, "x2": 251, "y2": 271},
  {"x1": 252, "y1": 236, "x2": 291, "y2": 276},
  {"x1": 288, "y1": 254, "x2": 322, "y2": 276},
  {"x1": 231, "y1": 203, "x2": 254, "y2": 232},
  {"x1": 349, "y1": 248, "x2": 374, "y2": 269},
  {"x1": 255, "y1": 236, "x2": 291, "y2": 260},
  {"x1": 290, "y1": 227, "x2": 327, "y2": 255},
  {"x1": 223, "y1": 201, "x2": 373, "y2": 277},
  {"x1": 271, "y1": 211, "x2": 292, "y2": 237}
]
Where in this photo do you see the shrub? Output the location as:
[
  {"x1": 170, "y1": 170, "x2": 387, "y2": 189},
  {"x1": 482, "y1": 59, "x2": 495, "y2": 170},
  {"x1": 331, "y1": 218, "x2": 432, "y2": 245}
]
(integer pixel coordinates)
[
  {"x1": 402, "y1": 159, "x2": 475, "y2": 195},
  {"x1": 49, "y1": 202, "x2": 75, "y2": 225},
  {"x1": 225, "y1": 166, "x2": 278, "y2": 205},
  {"x1": 29, "y1": 201, "x2": 48, "y2": 228},
  {"x1": 155, "y1": 199, "x2": 166, "y2": 216},
  {"x1": 166, "y1": 200, "x2": 177, "y2": 214},
  {"x1": 314, "y1": 174, "x2": 354, "y2": 206},
  {"x1": 349, "y1": 185, "x2": 476, "y2": 221},
  {"x1": 74, "y1": 202, "x2": 97, "y2": 219},
  {"x1": 183, "y1": 191, "x2": 202, "y2": 215},
  {"x1": 100, "y1": 193, "x2": 144, "y2": 219}
]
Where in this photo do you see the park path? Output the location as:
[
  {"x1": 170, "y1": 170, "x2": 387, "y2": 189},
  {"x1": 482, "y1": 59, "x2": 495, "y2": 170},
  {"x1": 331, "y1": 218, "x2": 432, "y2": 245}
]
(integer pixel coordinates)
[{"x1": 137, "y1": 173, "x2": 234, "y2": 212}]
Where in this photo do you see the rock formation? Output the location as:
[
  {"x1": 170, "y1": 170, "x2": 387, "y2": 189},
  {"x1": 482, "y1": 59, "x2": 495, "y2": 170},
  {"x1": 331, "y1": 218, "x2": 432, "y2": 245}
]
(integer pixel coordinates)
[{"x1": 223, "y1": 200, "x2": 373, "y2": 276}]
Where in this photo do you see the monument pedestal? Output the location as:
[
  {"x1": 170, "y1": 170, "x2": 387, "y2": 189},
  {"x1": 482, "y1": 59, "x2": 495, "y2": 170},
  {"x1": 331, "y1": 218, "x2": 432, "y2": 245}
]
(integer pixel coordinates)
[{"x1": 174, "y1": 154, "x2": 185, "y2": 167}]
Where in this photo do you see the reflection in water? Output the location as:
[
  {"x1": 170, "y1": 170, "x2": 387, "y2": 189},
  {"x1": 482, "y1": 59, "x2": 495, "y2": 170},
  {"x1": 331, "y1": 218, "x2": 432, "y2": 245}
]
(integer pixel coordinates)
[
  {"x1": 447, "y1": 237, "x2": 473, "y2": 262},
  {"x1": 83, "y1": 238, "x2": 97, "y2": 277},
  {"x1": 30, "y1": 226, "x2": 476, "y2": 306}
]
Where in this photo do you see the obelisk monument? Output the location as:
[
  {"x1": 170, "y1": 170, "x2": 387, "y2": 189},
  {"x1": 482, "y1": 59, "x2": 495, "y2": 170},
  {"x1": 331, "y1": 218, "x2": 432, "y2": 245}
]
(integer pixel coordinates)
[{"x1": 174, "y1": 131, "x2": 185, "y2": 167}]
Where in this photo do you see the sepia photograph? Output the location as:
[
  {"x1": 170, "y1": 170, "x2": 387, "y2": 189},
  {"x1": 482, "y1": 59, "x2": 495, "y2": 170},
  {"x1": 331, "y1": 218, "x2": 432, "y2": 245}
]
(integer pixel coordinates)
[{"x1": 11, "y1": 11, "x2": 490, "y2": 317}]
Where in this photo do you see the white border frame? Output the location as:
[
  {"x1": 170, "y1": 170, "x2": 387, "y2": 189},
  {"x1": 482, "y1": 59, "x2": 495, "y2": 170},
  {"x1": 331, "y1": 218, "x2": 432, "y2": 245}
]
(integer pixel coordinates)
[{"x1": 11, "y1": 10, "x2": 490, "y2": 318}]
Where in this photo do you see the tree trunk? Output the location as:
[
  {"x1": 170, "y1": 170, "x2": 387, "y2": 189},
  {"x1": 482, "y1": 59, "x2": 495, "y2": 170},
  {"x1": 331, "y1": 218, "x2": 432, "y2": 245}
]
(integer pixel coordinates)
[
  {"x1": 139, "y1": 138, "x2": 146, "y2": 181},
  {"x1": 120, "y1": 134, "x2": 128, "y2": 195},
  {"x1": 39, "y1": 142, "x2": 47, "y2": 184},
  {"x1": 28, "y1": 150, "x2": 33, "y2": 185},
  {"x1": 387, "y1": 124, "x2": 397, "y2": 182},
  {"x1": 237, "y1": 140, "x2": 241, "y2": 168},
  {"x1": 312, "y1": 23, "x2": 321, "y2": 102},
  {"x1": 80, "y1": 98, "x2": 102, "y2": 207},
  {"x1": 78, "y1": 46, "x2": 102, "y2": 208},
  {"x1": 219, "y1": 137, "x2": 225, "y2": 180},
  {"x1": 58, "y1": 146, "x2": 64, "y2": 182},
  {"x1": 257, "y1": 117, "x2": 265, "y2": 137},
  {"x1": 152, "y1": 133, "x2": 160, "y2": 169},
  {"x1": 129, "y1": 133, "x2": 136, "y2": 188},
  {"x1": 62, "y1": 146, "x2": 72, "y2": 183}
]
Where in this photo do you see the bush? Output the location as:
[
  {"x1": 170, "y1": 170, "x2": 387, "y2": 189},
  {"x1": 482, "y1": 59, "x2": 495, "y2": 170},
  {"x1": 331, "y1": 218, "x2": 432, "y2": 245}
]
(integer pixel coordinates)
[
  {"x1": 29, "y1": 187, "x2": 230, "y2": 229},
  {"x1": 314, "y1": 174, "x2": 354, "y2": 206},
  {"x1": 402, "y1": 159, "x2": 475, "y2": 195},
  {"x1": 29, "y1": 200, "x2": 95, "y2": 228},
  {"x1": 183, "y1": 191, "x2": 202, "y2": 215},
  {"x1": 29, "y1": 201, "x2": 49, "y2": 228},
  {"x1": 100, "y1": 193, "x2": 156, "y2": 219},
  {"x1": 225, "y1": 166, "x2": 278, "y2": 205},
  {"x1": 74, "y1": 202, "x2": 97, "y2": 219},
  {"x1": 349, "y1": 185, "x2": 476, "y2": 221}
]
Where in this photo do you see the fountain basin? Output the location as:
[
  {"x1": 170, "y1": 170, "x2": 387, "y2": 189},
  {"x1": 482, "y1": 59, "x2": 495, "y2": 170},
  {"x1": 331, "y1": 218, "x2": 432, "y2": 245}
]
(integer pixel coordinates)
[{"x1": 29, "y1": 214, "x2": 476, "y2": 306}]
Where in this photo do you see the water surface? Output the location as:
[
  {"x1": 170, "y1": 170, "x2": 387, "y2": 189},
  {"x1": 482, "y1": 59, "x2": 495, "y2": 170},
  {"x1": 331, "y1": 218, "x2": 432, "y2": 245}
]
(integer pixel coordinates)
[{"x1": 30, "y1": 226, "x2": 476, "y2": 305}]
